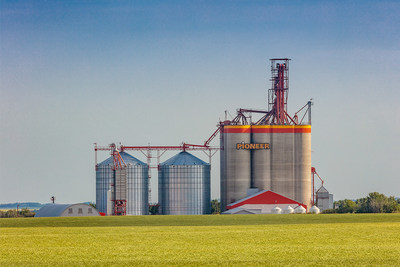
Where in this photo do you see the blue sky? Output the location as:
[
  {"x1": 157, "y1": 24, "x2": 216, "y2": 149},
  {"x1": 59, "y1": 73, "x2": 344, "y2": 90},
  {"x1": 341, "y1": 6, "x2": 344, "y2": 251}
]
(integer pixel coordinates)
[{"x1": 1, "y1": 0, "x2": 399, "y2": 203}]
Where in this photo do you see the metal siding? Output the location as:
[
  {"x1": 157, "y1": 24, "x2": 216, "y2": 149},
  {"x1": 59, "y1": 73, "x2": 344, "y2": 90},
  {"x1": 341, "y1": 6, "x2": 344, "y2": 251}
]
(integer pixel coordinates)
[
  {"x1": 316, "y1": 189, "x2": 332, "y2": 212},
  {"x1": 35, "y1": 204, "x2": 100, "y2": 217},
  {"x1": 96, "y1": 152, "x2": 148, "y2": 216},
  {"x1": 96, "y1": 164, "x2": 114, "y2": 214},
  {"x1": 59, "y1": 204, "x2": 100, "y2": 217},
  {"x1": 34, "y1": 204, "x2": 70, "y2": 217},
  {"x1": 115, "y1": 168, "x2": 127, "y2": 200},
  {"x1": 126, "y1": 164, "x2": 149, "y2": 215},
  {"x1": 159, "y1": 152, "x2": 210, "y2": 215}
]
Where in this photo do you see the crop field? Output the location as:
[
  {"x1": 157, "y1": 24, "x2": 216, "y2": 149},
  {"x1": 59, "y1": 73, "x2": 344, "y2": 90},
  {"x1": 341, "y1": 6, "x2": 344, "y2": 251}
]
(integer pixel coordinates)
[{"x1": 1, "y1": 214, "x2": 400, "y2": 266}]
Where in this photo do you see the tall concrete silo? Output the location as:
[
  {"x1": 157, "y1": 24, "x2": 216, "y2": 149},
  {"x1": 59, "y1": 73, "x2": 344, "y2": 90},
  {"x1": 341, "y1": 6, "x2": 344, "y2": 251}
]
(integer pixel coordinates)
[
  {"x1": 158, "y1": 151, "x2": 210, "y2": 215},
  {"x1": 252, "y1": 125, "x2": 272, "y2": 193},
  {"x1": 96, "y1": 152, "x2": 148, "y2": 215},
  {"x1": 220, "y1": 125, "x2": 251, "y2": 211},
  {"x1": 252, "y1": 125, "x2": 311, "y2": 209}
]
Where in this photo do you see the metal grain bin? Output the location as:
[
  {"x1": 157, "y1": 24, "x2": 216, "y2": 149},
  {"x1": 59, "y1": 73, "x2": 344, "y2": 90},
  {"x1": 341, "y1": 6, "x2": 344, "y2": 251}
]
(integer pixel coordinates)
[
  {"x1": 158, "y1": 151, "x2": 210, "y2": 215},
  {"x1": 96, "y1": 152, "x2": 148, "y2": 215}
]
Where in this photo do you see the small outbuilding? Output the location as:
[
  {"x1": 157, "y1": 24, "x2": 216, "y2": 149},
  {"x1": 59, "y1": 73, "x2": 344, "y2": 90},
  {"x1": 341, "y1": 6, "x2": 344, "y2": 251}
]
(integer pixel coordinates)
[{"x1": 35, "y1": 203, "x2": 100, "y2": 217}]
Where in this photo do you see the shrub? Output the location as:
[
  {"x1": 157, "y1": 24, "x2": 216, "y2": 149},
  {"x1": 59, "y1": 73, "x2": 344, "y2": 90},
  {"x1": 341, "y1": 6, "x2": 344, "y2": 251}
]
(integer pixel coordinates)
[
  {"x1": 211, "y1": 199, "x2": 220, "y2": 214},
  {"x1": 321, "y1": 209, "x2": 336, "y2": 214}
]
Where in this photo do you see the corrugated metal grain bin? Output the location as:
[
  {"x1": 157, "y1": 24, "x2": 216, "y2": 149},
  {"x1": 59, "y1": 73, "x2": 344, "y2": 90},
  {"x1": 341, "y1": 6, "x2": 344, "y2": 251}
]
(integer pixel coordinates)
[
  {"x1": 96, "y1": 152, "x2": 148, "y2": 215},
  {"x1": 158, "y1": 151, "x2": 211, "y2": 215}
]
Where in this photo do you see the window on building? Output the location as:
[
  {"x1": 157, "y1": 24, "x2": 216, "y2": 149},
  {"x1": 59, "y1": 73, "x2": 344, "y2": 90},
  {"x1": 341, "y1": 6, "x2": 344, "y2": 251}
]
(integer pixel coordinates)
[
  {"x1": 88, "y1": 208, "x2": 92, "y2": 214},
  {"x1": 78, "y1": 208, "x2": 83, "y2": 214},
  {"x1": 68, "y1": 208, "x2": 73, "y2": 214}
]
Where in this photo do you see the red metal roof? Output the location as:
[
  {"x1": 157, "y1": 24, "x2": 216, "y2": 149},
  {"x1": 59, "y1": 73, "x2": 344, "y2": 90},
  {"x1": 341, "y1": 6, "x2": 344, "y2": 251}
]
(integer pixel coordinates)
[{"x1": 227, "y1": 190, "x2": 307, "y2": 210}]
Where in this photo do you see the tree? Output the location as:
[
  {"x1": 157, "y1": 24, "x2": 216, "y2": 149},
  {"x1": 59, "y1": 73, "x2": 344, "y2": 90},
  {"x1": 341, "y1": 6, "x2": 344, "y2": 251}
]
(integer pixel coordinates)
[
  {"x1": 149, "y1": 204, "x2": 159, "y2": 215},
  {"x1": 0, "y1": 209, "x2": 19, "y2": 218},
  {"x1": 356, "y1": 192, "x2": 400, "y2": 213},
  {"x1": 368, "y1": 192, "x2": 387, "y2": 213},
  {"x1": 384, "y1": 196, "x2": 400, "y2": 213},
  {"x1": 335, "y1": 199, "x2": 357, "y2": 213},
  {"x1": 19, "y1": 208, "x2": 35, "y2": 217},
  {"x1": 350, "y1": 192, "x2": 400, "y2": 213},
  {"x1": 356, "y1": 197, "x2": 369, "y2": 213},
  {"x1": 211, "y1": 199, "x2": 220, "y2": 214}
]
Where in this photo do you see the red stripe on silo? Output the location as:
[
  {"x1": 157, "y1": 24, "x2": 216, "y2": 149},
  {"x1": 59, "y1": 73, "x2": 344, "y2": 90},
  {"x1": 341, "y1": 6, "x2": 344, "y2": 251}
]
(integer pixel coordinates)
[
  {"x1": 224, "y1": 126, "x2": 311, "y2": 133},
  {"x1": 224, "y1": 127, "x2": 252, "y2": 133}
]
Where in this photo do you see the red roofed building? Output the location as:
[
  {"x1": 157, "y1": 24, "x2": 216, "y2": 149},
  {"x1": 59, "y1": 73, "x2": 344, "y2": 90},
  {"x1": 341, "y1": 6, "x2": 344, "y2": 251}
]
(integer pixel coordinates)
[{"x1": 222, "y1": 190, "x2": 307, "y2": 214}]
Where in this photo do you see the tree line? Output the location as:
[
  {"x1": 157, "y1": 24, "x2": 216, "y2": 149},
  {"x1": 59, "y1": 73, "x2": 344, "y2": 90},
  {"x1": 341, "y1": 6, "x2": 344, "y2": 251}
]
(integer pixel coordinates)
[
  {"x1": 0, "y1": 208, "x2": 36, "y2": 218},
  {"x1": 324, "y1": 192, "x2": 400, "y2": 213},
  {"x1": 147, "y1": 201, "x2": 221, "y2": 215}
]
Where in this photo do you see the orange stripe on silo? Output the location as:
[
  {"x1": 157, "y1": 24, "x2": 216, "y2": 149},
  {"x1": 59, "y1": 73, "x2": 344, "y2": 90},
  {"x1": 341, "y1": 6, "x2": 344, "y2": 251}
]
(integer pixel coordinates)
[
  {"x1": 252, "y1": 126, "x2": 311, "y2": 133},
  {"x1": 224, "y1": 125, "x2": 311, "y2": 133},
  {"x1": 224, "y1": 126, "x2": 252, "y2": 133}
]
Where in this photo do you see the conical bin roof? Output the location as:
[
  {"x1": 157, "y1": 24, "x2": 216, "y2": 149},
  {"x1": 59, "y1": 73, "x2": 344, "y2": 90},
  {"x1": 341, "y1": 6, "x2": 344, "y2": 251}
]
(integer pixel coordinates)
[
  {"x1": 161, "y1": 151, "x2": 209, "y2": 166},
  {"x1": 98, "y1": 151, "x2": 146, "y2": 166}
]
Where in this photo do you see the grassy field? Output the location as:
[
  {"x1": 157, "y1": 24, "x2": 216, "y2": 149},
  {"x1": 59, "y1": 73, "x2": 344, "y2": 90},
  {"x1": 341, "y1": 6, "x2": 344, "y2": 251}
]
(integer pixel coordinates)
[{"x1": 1, "y1": 214, "x2": 399, "y2": 266}]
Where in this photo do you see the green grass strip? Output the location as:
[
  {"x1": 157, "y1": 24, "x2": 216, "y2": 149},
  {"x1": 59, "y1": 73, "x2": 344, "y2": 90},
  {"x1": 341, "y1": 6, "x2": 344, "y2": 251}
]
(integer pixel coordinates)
[{"x1": 1, "y1": 213, "x2": 400, "y2": 228}]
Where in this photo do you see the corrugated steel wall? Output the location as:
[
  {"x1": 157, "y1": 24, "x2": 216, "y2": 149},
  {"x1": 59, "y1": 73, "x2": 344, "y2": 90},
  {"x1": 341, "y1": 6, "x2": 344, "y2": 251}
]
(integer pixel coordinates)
[
  {"x1": 125, "y1": 165, "x2": 148, "y2": 215},
  {"x1": 96, "y1": 152, "x2": 149, "y2": 215},
  {"x1": 159, "y1": 152, "x2": 211, "y2": 215},
  {"x1": 96, "y1": 165, "x2": 113, "y2": 214}
]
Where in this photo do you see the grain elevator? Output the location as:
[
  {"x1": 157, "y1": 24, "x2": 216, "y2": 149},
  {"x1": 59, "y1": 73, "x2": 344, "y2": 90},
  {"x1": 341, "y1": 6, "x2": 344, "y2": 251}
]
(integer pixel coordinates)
[
  {"x1": 95, "y1": 58, "x2": 323, "y2": 215},
  {"x1": 220, "y1": 58, "x2": 312, "y2": 211}
]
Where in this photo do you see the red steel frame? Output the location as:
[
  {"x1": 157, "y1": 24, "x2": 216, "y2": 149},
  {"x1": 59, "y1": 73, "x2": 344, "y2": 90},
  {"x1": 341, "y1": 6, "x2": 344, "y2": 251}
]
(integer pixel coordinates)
[
  {"x1": 108, "y1": 144, "x2": 128, "y2": 215},
  {"x1": 114, "y1": 200, "x2": 127, "y2": 216},
  {"x1": 95, "y1": 143, "x2": 220, "y2": 167},
  {"x1": 227, "y1": 59, "x2": 311, "y2": 126}
]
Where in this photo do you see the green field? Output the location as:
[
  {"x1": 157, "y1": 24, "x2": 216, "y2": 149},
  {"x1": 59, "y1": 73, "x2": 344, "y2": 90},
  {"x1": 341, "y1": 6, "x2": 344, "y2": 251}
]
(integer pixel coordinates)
[{"x1": 1, "y1": 214, "x2": 400, "y2": 266}]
